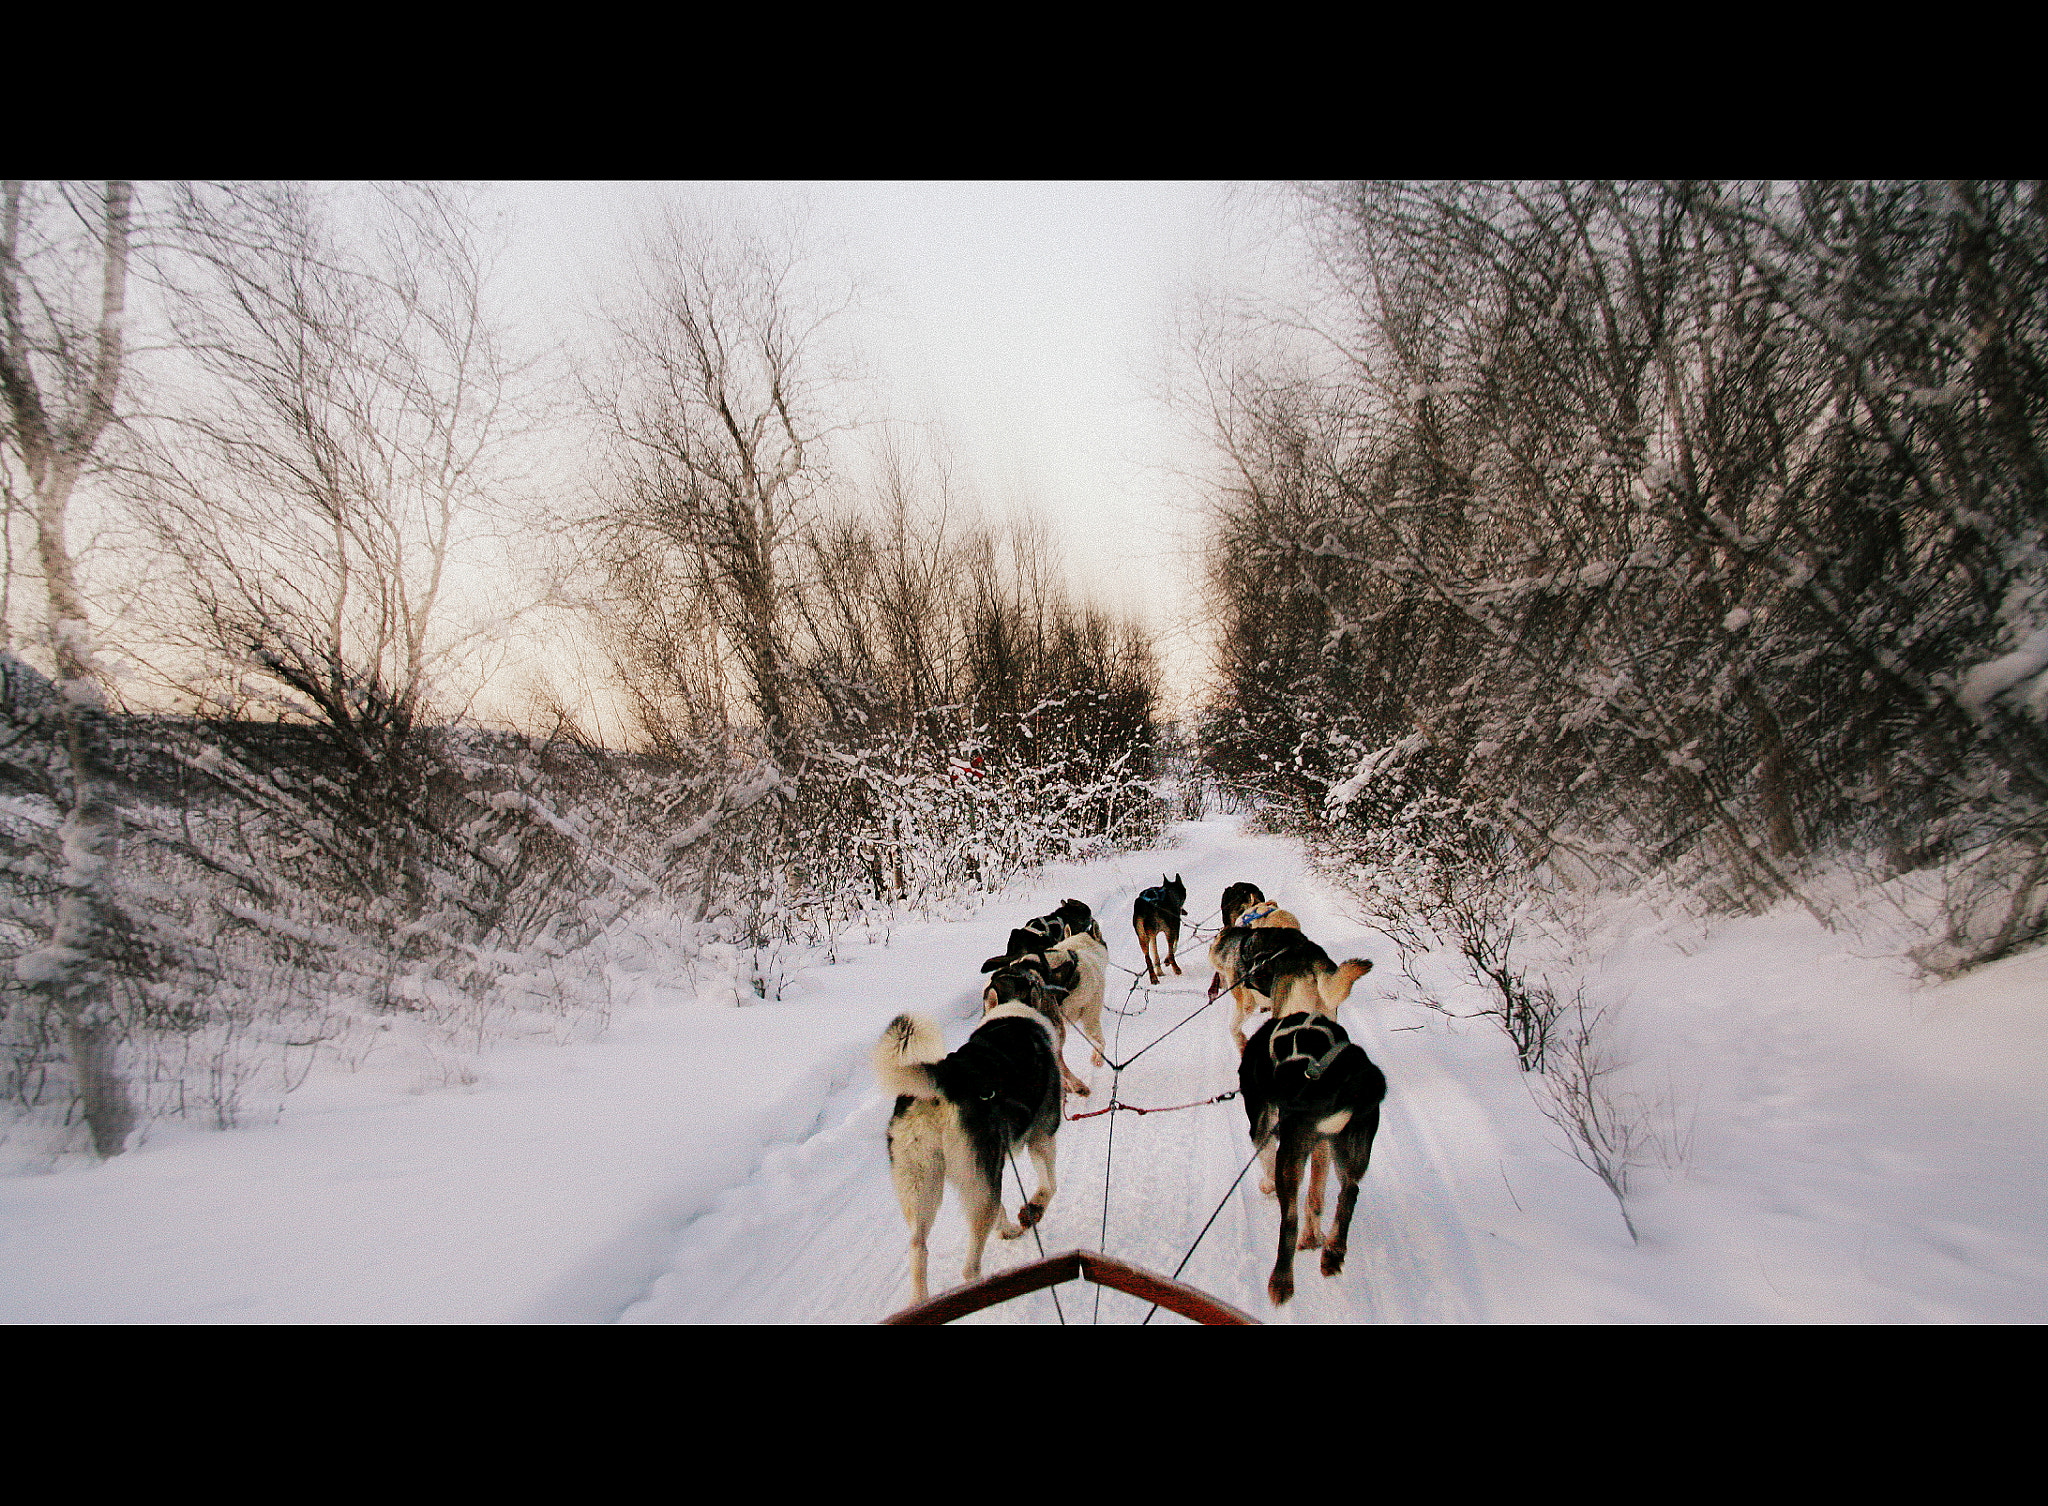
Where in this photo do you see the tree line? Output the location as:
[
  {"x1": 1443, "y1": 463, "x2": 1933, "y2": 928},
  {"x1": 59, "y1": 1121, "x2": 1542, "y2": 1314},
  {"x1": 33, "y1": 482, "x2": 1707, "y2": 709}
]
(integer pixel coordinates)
[
  {"x1": 1, "y1": 183, "x2": 1163, "y2": 1156},
  {"x1": 1195, "y1": 180, "x2": 2048, "y2": 971}
]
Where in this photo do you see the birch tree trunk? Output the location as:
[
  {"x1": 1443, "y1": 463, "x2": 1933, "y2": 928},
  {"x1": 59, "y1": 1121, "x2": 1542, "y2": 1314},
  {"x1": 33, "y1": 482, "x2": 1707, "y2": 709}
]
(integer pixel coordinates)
[{"x1": 0, "y1": 180, "x2": 136, "y2": 1156}]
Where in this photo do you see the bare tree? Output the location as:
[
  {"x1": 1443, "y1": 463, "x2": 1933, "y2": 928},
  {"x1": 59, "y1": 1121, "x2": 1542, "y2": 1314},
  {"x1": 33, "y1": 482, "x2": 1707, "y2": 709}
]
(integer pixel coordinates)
[
  {"x1": 1198, "y1": 181, "x2": 2048, "y2": 962},
  {"x1": 0, "y1": 180, "x2": 137, "y2": 1155},
  {"x1": 104, "y1": 182, "x2": 565, "y2": 1008},
  {"x1": 142, "y1": 181, "x2": 521, "y2": 744},
  {"x1": 589, "y1": 213, "x2": 852, "y2": 758}
]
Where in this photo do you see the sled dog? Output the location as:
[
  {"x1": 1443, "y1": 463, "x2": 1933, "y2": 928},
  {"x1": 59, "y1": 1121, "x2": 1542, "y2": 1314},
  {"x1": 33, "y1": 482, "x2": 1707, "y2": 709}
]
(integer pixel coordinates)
[
  {"x1": 1239, "y1": 1011, "x2": 1386, "y2": 1306},
  {"x1": 1046, "y1": 928, "x2": 1110, "y2": 1078},
  {"x1": 1132, "y1": 875, "x2": 1187, "y2": 984},
  {"x1": 874, "y1": 1004, "x2": 1063, "y2": 1308},
  {"x1": 983, "y1": 951, "x2": 1091, "y2": 1096},
  {"x1": 1220, "y1": 882, "x2": 1264, "y2": 927},
  {"x1": 985, "y1": 900, "x2": 1100, "y2": 973},
  {"x1": 991, "y1": 898, "x2": 1096, "y2": 967},
  {"x1": 1208, "y1": 926, "x2": 1373, "y2": 1054},
  {"x1": 1221, "y1": 881, "x2": 1300, "y2": 931}
]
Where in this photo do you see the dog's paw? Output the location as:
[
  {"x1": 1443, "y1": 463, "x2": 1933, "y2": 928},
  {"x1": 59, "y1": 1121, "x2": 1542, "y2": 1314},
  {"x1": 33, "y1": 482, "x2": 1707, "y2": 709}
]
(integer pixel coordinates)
[
  {"x1": 1258, "y1": 1177, "x2": 1276, "y2": 1197},
  {"x1": 1268, "y1": 1270, "x2": 1295, "y2": 1305},
  {"x1": 1067, "y1": 1080, "x2": 1091, "y2": 1097},
  {"x1": 1016, "y1": 1201, "x2": 1044, "y2": 1231},
  {"x1": 1297, "y1": 1227, "x2": 1324, "y2": 1251},
  {"x1": 1320, "y1": 1245, "x2": 1347, "y2": 1278}
]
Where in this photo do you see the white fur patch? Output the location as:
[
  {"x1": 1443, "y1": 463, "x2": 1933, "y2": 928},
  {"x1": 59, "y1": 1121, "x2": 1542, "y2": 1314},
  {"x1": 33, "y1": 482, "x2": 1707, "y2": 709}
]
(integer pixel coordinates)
[
  {"x1": 890, "y1": 1098, "x2": 956, "y2": 1160},
  {"x1": 1316, "y1": 1108, "x2": 1354, "y2": 1134},
  {"x1": 873, "y1": 1012, "x2": 947, "y2": 1099}
]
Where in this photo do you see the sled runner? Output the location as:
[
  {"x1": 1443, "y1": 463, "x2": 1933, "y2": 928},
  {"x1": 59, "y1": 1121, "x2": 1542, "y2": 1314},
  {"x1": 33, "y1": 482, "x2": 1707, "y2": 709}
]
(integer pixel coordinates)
[{"x1": 879, "y1": 1247, "x2": 1261, "y2": 1325}]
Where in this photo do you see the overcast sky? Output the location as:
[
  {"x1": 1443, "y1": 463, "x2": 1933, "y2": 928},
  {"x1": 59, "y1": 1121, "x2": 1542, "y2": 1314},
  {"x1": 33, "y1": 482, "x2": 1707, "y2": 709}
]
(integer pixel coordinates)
[{"x1": 481, "y1": 180, "x2": 1306, "y2": 711}]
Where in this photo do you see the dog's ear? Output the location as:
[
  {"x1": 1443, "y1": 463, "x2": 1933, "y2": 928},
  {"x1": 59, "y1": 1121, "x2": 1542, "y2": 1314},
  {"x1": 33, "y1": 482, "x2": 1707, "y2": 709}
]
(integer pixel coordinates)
[{"x1": 981, "y1": 955, "x2": 1009, "y2": 973}]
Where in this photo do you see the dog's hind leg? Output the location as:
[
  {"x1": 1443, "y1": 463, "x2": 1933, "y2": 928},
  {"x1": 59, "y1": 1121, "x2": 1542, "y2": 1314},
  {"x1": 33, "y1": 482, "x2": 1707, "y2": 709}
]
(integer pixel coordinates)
[
  {"x1": 1075, "y1": 996, "x2": 1107, "y2": 1068},
  {"x1": 1298, "y1": 1137, "x2": 1331, "y2": 1250},
  {"x1": 1268, "y1": 1120, "x2": 1316, "y2": 1305},
  {"x1": 1320, "y1": 1108, "x2": 1380, "y2": 1278},
  {"x1": 1007, "y1": 1130, "x2": 1057, "y2": 1234},
  {"x1": 905, "y1": 1191, "x2": 939, "y2": 1307},
  {"x1": 890, "y1": 1125, "x2": 946, "y2": 1306},
  {"x1": 1269, "y1": 973, "x2": 1325, "y2": 1025},
  {"x1": 1231, "y1": 987, "x2": 1262, "y2": 1055},
  {"x1": 1257, "y1": 1120, "x2": 1280, "y2": 1195},
  {"x1": 1164, "y1": 920, "x2": 1182, "y2": 976},
  {"x1": 1136, "y1": 921, "x2": 1160, "y2": 985},
  {"x1": 1051, "y1": 1018, "x2": 1091, "y2": 1098},
  {"x1": 958, "y1": 1173, "x2": 1008, "y2": 1284}
]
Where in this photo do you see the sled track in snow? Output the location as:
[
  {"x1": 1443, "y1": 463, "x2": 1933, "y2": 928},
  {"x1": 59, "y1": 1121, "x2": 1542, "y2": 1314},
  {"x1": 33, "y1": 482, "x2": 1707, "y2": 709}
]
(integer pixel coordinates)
[{"x1": 619, "y1": 822, "x2": 1498, "y2": 1325}]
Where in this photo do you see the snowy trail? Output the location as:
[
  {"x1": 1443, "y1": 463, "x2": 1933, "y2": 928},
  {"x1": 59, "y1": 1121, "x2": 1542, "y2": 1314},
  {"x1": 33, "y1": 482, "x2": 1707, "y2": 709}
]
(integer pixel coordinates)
[
  {"x1": 622, "y1": 819, "x2": 1516, "y2": 1325},
  {"x1": 10, "y1": 814, "x2": 2041, "y2": 1324}
]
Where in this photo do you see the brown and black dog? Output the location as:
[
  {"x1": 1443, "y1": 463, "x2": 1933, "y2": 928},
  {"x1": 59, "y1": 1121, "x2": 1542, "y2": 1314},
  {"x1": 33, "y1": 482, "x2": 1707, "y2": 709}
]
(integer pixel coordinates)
[
  {"x1": 1221, "y1": 881, "x2": 1301, "y2": 931},
  {"x1": 1220, "y1": 882, "x2": 1264, "y2": 927},
  {"x1": 1132, "y1": 875, "x2": 1186, "y2": 985},
  {"x1": 1209, "y1": 925, "x2": 1372, "y2": 1054}
]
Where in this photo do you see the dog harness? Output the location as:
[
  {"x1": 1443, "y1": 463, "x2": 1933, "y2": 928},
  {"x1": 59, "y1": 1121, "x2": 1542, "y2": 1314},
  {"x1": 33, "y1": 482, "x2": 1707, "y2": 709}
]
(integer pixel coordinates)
[
  {"x1": 1139, "y1": 886, "x2": 1182, "y2": 916},
  {"x1": 990, "y1": 956, "x2": 1071, "y2": 1007},
  {"x1": 1234, "y1": 928, "x2": 1321, "y2": 999},
  {"x1": 1237, "y1": 900, "x2": 1280, "y2": 925},
  {"x1": 1270, "y1": 1015, "x2": 1351, "y2": 1081}
]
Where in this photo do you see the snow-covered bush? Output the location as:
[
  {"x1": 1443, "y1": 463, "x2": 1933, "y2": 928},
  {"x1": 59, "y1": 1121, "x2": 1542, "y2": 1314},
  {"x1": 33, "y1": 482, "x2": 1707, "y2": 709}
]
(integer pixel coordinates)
[{"x1": 1, "y1": 641, "x2": 1165, "y2": 1147}]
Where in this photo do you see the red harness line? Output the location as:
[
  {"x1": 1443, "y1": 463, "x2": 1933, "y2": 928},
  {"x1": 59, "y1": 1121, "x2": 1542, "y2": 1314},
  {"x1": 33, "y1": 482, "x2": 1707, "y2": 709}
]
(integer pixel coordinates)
[{"x1": 1065, "y1": 1089, "x2": 1237, "y2": 1122}]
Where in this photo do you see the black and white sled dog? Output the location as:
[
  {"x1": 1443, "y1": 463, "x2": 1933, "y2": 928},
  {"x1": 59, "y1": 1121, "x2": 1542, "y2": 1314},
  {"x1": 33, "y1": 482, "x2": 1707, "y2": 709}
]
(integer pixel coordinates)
[
  {"x1": 874, "y1": 1003, "x2": 1063, "y2": 1308},
  {"x1": 981, "y1": 950, "x2": 1091, "y2": 1096},
  {"x1": 992, "y1": 897, "x2": 1096, "y2": 968},
  {"x1": 1208, "y1": 925, "x2": 1373, "y2": 1054},
  {"x1": 979, "y1": 912, "x2": 1111, "y2": 1097},
  {"x1": 1039, "y1": 926, "x2": 1110, "y2": 1087},
  {"x1": 1239, "y1": 1011, "x2": 1387, "y2": 1306}
]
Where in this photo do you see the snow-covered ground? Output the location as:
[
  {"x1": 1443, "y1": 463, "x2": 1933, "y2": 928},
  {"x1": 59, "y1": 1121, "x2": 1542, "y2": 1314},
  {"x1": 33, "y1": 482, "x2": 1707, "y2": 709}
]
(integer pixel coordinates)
[{"x1": 4, "y1": 816, "x2": 2044, "y2": 1324}]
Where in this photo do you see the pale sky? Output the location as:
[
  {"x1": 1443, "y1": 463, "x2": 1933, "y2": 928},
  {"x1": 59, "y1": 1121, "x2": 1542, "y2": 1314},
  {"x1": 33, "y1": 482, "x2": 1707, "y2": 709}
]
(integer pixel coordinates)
[{"x1": 482, "y1": 180, "x2": 1301, "y2": 712}]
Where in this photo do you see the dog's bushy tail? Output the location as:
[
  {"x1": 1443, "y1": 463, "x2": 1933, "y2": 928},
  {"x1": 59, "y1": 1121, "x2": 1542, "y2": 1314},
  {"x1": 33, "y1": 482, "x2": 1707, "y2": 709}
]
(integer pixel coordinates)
[
  {"x1": 874, "y1": 1013, "x2": 947, "y2": 1099},
  {"x1": 1316, "y1": 959, "x2": 1374, "y2": 1011}
]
